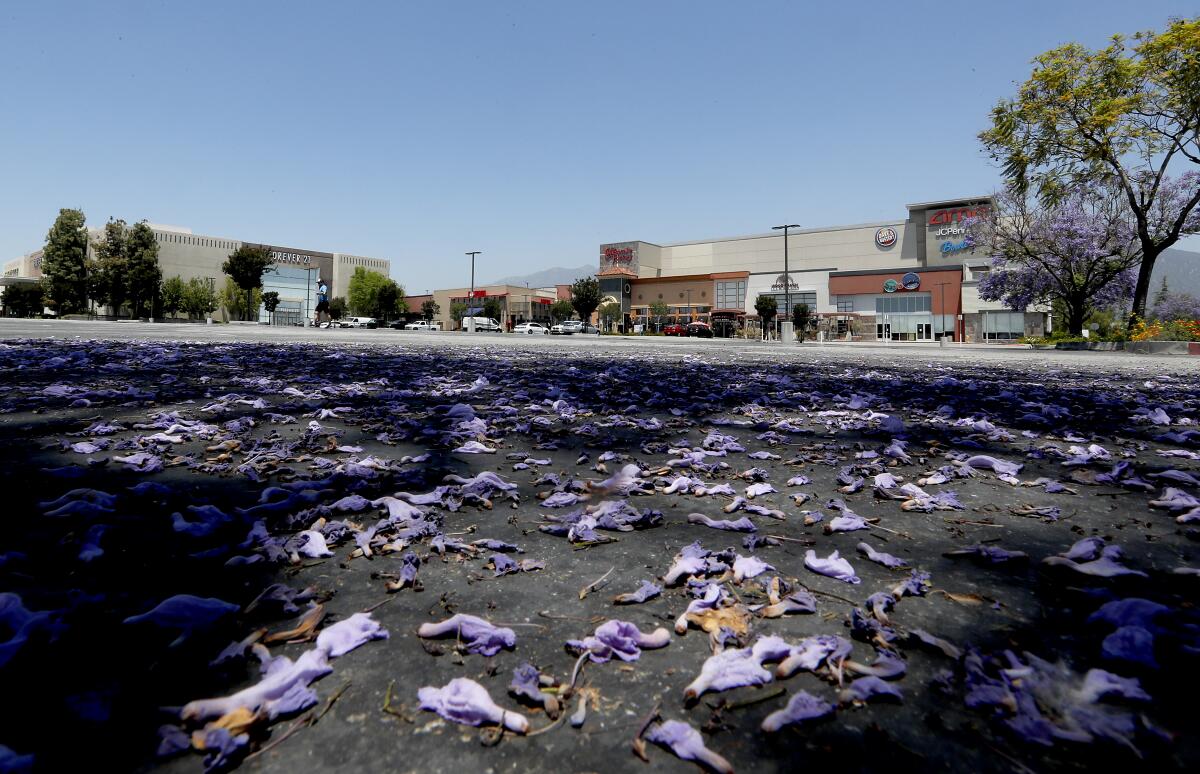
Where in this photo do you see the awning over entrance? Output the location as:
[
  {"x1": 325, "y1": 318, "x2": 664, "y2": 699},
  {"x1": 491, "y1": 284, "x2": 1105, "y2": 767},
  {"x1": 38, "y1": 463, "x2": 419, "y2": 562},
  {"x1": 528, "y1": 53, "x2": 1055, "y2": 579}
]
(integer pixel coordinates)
[{"x1": 465, "y1": 307, "x2": 484, "y2": 316}]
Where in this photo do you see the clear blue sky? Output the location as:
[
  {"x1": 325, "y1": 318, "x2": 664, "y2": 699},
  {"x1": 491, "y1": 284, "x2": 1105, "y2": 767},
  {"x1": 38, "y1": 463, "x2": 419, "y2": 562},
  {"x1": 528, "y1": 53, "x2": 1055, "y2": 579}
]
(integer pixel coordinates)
[{"x1": 2, "y1": 0, "x2": 1197, "y2": 291}]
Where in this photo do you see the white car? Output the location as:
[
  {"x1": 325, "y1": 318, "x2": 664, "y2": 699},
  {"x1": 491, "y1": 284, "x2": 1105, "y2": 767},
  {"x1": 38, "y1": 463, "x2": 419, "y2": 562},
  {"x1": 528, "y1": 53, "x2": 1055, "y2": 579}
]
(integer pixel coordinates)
[
  {"x1": 343, "y1": 316, "x2": 377, "y2": 328},
  {"x1": 513, "y1": 322, "x2": 548, "y2": 335},
  {"x1": 404, "y1": 320, "x2": 441, "y2": 331},
  {"x1": 551, "y1": 320, "x2": 583, "y2": 335}
]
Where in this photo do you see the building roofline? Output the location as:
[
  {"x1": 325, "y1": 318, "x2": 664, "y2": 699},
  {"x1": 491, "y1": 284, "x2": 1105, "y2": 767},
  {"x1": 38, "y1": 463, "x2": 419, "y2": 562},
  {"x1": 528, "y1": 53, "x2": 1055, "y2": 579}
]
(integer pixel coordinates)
[
  {"x1": 904, "y1": 195, "x2": 992, "y2": 209},
  {"x1": 655, "y1": 220, "x2": 906, "y2": 248}
]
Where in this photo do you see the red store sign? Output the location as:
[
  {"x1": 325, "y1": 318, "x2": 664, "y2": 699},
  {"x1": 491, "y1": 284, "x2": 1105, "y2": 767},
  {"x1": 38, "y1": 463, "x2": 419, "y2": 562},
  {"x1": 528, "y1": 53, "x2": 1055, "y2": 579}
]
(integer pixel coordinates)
[
  {"x1": 602, "y1": 247, "x2": 634, "y2": 264},
  {"x1": 928, "y1": 206, "x2": 989, "y2": 226}
]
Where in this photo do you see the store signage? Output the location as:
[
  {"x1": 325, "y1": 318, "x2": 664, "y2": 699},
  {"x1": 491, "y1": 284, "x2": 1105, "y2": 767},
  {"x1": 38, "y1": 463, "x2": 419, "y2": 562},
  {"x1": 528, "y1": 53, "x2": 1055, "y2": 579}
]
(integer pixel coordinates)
[
  {"x1": 268, "y1": 250, "x2": 316, "y2": 265},
  {"x1": 771, "y1": 273, "x2": 798, "y2": 291},
  {"x1": 874, "y1": 227, "x2": 898, "y2": 248},
  {"x1": 883, "y1": 279, "x2": 898, "y2": 293},
  {"x1": 602, "y1": 246, "x2": 634, "y2": 264},
  {"x1": 901, "y1": 272, "x2": 921, "y2": 290},
  {"x1": 933, "y1": 225, "x2": 969, "y2": 238},
  {"x1": 472, "y1": 290, "x2": 487, "y2": 298},
  {"x1": 928, "y1": 205, "x2": 989, "y2": 226},
  {"x1": 940, "y1": 239, "x2": 974, "y2": 254}
]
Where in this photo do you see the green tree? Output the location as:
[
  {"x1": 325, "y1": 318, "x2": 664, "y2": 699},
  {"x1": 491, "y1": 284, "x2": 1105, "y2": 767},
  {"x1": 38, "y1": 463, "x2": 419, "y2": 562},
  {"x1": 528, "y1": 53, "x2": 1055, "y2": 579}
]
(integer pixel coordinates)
[
  {"x1": 347, "y1": 266, "x2": 391, "y2": 316},
  {"x1": 755, "y1": 295, "x2": 777, "y2": 335},
  {"x1": 220, "y1": 277, "x2": 262, "y2": 321},
  {"x1": 221, "y1": 245, "x2": 274, "y2": 321},
  {"x1": 3, "y1": 282, "x2": 45, "y2": 317},
  {"x1": 648, "y1": 300, "x2": 670, "y2": 331},
  {"x1": 598, "y1": 301, "x2": 622, "y2": 332},
  {"x1": 41, "y1": 208, "x2": 90, "y2": 314},
  {"x1": 979, "y1": 18, "x2": 1200, "y2": 324},
  {"x1": 482, "y1": 296, "x2": 503, "y2": 322},
  {"x1": 450, "y1": 301, "x2": 468, "y2": 326},
  {"x1": 89, "y1": 219, "x2": 129, "y2": 317},
  {"x1": 328, "y1": 297, "x2": 347, "y2": 321},
  {"x1": 126, "y1": 222, "x2": 161, "y2": 318},
  {"x1": 262, "y1": 291, "x2": 280, "y2": 323},
  {"x1": 421, "y1": 298, "x2": 441, "y2": 320},
  {"x1": 570, "y1": 276, "x2": 602, "y2": 324},
  {"x1": 550, "y1": 298, "x2": 574, "y2": 323},
  {"x1": 161, "y1": 276, "x2": 185, "y2": 318},
  {"x1": 373, "y1": 280, "x2": 407, "y2": 320},
  {"x1": 182, "y1": 277, "x2": 218, "y2": 320},
  {"x1": 792, "y1": 302, "x2": 813, "y2": 342}
]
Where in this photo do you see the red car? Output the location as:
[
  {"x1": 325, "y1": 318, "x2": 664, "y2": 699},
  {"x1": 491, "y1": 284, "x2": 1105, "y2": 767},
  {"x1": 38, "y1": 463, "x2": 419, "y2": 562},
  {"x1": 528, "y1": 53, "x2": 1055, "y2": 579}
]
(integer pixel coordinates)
[{"x1": 662, "y1": 323, "x2": 687, "y2": 336}]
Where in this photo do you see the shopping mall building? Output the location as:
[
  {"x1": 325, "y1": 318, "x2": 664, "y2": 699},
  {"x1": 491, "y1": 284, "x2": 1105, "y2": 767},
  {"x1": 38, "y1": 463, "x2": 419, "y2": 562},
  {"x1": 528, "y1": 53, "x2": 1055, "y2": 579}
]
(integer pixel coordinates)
[
  {"x1": 3, "y1": 224, "x2": 390, "y2": 324},
  {"x1": 597, "y1": 196, "x2": 1049, "y2": 342}
]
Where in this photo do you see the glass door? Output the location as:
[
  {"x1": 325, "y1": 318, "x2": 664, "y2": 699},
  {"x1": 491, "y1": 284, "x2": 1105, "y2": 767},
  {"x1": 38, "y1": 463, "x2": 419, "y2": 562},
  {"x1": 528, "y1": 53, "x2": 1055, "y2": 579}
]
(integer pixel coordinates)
[
  {"x1": 917, "y1": 322, "x2": 932, "y2": 340},
  {"x1": 876, "y1": 323, "x2": 891, "y2": 340}
]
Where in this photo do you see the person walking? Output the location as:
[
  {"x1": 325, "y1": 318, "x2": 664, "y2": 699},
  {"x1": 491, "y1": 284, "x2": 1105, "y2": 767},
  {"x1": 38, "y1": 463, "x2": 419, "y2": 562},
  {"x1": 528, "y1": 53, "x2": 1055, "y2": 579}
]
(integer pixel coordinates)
[{"x1": 313, "y1": 277, "x2": 330, "y2": 327}]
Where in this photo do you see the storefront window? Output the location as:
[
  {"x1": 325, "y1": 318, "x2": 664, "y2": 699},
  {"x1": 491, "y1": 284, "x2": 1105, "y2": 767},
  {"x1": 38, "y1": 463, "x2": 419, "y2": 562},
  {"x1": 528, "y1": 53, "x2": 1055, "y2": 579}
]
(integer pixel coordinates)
[
  {"x1": 761, "y1": 291, "x2": 815, "y2": 319},
  {"x1": 874, "y1": 294, "x2": 931, "y2": 314},
  {"x1": 983, "y1": 311, "x2": 1025, "y2": 340},
  {"x1": 716, "y1": 280, "x2": 746, "y2": 310}
]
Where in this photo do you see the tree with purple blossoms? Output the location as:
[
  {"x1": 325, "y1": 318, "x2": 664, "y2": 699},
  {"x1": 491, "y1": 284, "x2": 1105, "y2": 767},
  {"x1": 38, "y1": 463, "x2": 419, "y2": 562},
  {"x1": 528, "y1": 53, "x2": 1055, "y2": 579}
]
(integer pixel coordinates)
[
  {"x1": 1151, "y1": 291, "x2": 1200, "y2": 321},
  {"x1": 978, "y1": 18, "x2": 1200, "y2": 324},
  {"x1": 974, "y1": 185, "x2": 1139, "y2": 336}
]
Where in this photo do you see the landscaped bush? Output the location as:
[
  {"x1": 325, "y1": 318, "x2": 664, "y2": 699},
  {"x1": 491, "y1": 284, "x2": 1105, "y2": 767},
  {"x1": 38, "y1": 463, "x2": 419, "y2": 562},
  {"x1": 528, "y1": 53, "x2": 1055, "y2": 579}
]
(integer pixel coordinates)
[{"x1": 1131, "y1": 318, "x2": 1200, "y2": 341}]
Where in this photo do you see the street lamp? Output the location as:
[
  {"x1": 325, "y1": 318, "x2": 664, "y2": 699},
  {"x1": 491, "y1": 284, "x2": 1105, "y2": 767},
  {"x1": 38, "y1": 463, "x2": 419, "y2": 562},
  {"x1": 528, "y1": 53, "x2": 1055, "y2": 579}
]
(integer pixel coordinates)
[
  {"x1": 772, "y1": 224, "x2": 800, "y2": 337},
  {"x1": 934, "y1": 281, "x2": 951, "y2": 341},
  {"x1": 465, "y1": 251, "x2": 481, "y2": 331},
  {"x1": 686, "y1": 288, "x2": 692, "y2": 323}
]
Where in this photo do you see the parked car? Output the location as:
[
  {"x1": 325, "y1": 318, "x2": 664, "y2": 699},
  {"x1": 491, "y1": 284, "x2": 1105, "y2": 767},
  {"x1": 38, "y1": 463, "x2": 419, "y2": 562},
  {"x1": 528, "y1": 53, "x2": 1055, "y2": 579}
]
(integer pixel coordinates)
[
  {"x1": 514, "y1": 322, "x2": 548, "y2": 335},
  {"x1": 551, "y1": 320, "x2": 583, "y2": 335},
  {"x1": 404, "y1": 320, "x2": 441, "y2": 331},
  {"x1": 461, "y1": 316, "x2": 501, "y2": 332},
  {"x1": 582, "y1": 324, "x2": 600, "y2": 334},
  {"x1": 663, "y1": 323, "x2": 687, "y2": 336},
  {"x1": 686, "y1": 321, "x2": 714, "y2": 338},
  {"x1": 343, "y1": 316, "x2": 377, "y2": 328}
]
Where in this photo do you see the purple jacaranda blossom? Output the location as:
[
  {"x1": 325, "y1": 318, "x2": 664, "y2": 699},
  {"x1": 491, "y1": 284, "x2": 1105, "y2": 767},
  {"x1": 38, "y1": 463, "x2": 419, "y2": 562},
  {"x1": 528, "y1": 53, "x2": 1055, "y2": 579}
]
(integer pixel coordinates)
[
  {"x1": 840, "y1": 675, "x2": 903, "y2": 704},
  {"x1": 865, "y1": 592, "x2": 896, "y2": 624},
  {"x1": 371, "y1": 496, "x2": 426, "y2": 522},
  {"x1": 595, "y1": 463, "x2": 651, "y2": 496},
  {"x1": 1087, "y1": 598, "x2": 1170, "y2": 630},
  {"x1": 210, "y1": 627, "x2": 268, "y2": 667},
  {"x1": 245, "y1": 583, "x2": 316, "y2": 616},
  {"x1": 418, "y1": 677, "x2": 528, "y2": 734},
  {"x1": 417, "y1": 614, "x2": 516, "y2": 657},
  {"x1": 663, "y1": 542, "x2": 711, "y2": 586},
  {"x1": 315, "y1": 612, "x2": 388, "y2": 658},
  {"x1": 40, "y1": 487, "x2": 118, "y2": 514},
  {"x1": 847, "y1": 649, "x2": 907, "y2": 680},
  {"x1": 804, "y1": 549, "x2": 860, "y2": 584},
  {"x1": 0, "y1": 593, "x2": 63, "y2": 668},
  {"x1": 156, "y1": 724, "x2": 190, "y2": 757},
  {"x1": 509, "y1": 662, "x2": 554, "y2": 711},
  {"x1": 614, "y1": 580, "x2": 662, "y2": 605},
  {"x1": 452, "y1": 440, "x2": 496, "y2": 454},
  {"x1": 826, "y1": 513, "x2": 870, "y2": 533},
  {"x1": 1077, "y1": 669, "x2": 1151, "y2": 703},
  {"x1": 1043, "y1": 544, "x2": 1147, "y2": 578},
  {"x1": 786, "y1": 474, "x2": 812, "y2": 486},
  {"x1": 776, "y1": 635, "x2": 853, "y2": 679},
  {"x1": 1061, "y1": 537, "x2": 1106, "y2": 562},
  {"x1": 906, "y1": 628, "x2": 962, "y2": 659},
  {"x1": 683, "y1": 642, "x2": 781, "y2": 700},
  {"x1": 490, "y1": 553, "x2": 518, "y2": 576},
  {"x1": 1149, "y1": 487, "x2": 1200, "y2": 511},
  {"x1": 732, "y1": 554, "x2": 774, "y2": 583},
  {"x1": 687, "y1": 513, "x2": 757, "y2": 532},
  {"x1": 183, "y1": 647, "x2": 331, "y2": 721},
  {"x1": 111, "y1": 452, "x2": 164, "y2": 473},
  {"x1": 294, "y1": 530, "x2": 333, "y2": 558},
  {"x1": 761, "y1": 690, "x2": 835, "y2": 731},
  {"x1": 329, "y1": 494, "x2": 372, "y2": 512},
  {"x1": 674, "y1": 584, "x2": 728, "y2": 633},
  {"x1": 472, "y1": 539, "x2": 523, "y2": 553},
  {"x1": 124, "y1": 595, "x2": 238, "y2": 645},
  {"x1": 645, "y1": 720, "x2": 733, "y2": 774},
  {"x1": 1101, "y1": 626, "x2": 1158, "y2": 669},
  {"x1": 566, "y1": 619, "x2": 670, "y2": 663},
  {"x1": 1176, "y1": 506, "x2": 1200, "y2": 524},
  {"x1": 541, "y1": 491, "x2": 583, "y2": 508},
  {"x1": 743, "y1": 534, "x2": 781, "y2": 550},
  {"x1": 856, "y1": 541, "x2": 908, "y2": 568},
  {"x1": 964, "y1": 455, "x2": 1023, "y2": 476},
  {"x1": 198, "y1": 727, "x2": 249, "y2": 773},
  {"x1": 753, "y1": 589, "x2": 817, "y2": 618},
  {"x1": 944, "y1": 544, "x2": 1028, "y2": 563},
  {"x1": 744, "y1": 482, "x2": 776, "y2": 498},
  {"x1": 1148, "y1": 469, "x2": 1200, "y2": 487}
]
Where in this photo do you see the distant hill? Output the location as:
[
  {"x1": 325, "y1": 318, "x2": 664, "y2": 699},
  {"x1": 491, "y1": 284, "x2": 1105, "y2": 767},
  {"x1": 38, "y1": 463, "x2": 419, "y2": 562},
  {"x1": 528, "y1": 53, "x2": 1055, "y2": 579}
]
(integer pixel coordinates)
[
  {"x1": 1149, "y1": 247, "x2": 1200, "y2": 298},
  {"x1": 487, "y1": 264, "x2": 595, "y2": 288}
]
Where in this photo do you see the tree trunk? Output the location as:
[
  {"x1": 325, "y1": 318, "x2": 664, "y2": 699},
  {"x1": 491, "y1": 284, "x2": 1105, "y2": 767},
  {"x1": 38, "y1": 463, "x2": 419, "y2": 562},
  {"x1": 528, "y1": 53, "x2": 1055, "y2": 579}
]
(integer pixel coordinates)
[
  {"x1": 1129, "y1": 249, "x2": 1160, "y2": 325},
  {"x1": 1065, "y1": 297, "x2": 1087, "y2": 336},
  {"x1": 246, "y1": 288, "x2": 253, "y2": 322}
]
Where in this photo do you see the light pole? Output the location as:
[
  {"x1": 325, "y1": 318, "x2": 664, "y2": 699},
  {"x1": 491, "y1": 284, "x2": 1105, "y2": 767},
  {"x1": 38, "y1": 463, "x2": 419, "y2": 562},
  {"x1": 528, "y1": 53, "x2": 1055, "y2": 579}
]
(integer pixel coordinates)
[
  {"x1": 934, "y1": 281, "x2": 951, "y2": 341},
  {"x1": 686, "y1": 289, "x2": 692, "y2": 323},
  {"x1": 465, "y1": 251, "x2": 481, "y2": 331},
  {"x1": 772, "y1": 224, "x2": 800, "y2": 338}
]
